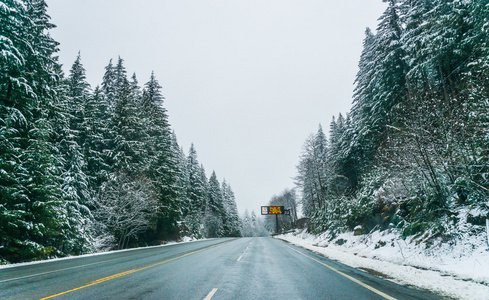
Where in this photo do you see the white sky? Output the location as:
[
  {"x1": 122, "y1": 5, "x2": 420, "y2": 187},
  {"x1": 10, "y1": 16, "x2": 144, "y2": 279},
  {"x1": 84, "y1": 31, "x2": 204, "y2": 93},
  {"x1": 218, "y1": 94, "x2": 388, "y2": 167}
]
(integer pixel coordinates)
[{"x1": 46, "y1": 0, "x2": 387, "y2": 216}]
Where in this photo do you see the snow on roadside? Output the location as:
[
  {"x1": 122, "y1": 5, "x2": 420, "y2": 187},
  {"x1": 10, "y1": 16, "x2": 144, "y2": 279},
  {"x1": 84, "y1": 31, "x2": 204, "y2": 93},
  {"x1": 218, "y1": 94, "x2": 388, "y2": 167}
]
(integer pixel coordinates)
[
  {"x1": 0, "y1": 237, "x2": 203, "y2": 270},
  {"x1": 276, "y1": 229, "x2": 489, "y2": 300}
]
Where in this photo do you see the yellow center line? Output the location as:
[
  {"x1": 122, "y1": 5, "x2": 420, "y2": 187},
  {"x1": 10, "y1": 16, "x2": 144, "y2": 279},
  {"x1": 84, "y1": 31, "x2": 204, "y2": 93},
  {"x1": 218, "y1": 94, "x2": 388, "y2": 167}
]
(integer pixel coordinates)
[
  {"x1": 284, "y1": 244, "x2": 397, "y2": 300},
  {"x1": 39, "y1": 242, "x2": 227, "y2": 300}
]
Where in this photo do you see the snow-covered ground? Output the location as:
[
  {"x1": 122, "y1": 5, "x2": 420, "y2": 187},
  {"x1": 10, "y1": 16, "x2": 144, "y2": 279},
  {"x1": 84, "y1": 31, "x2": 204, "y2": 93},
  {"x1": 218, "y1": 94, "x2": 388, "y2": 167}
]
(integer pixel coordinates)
[{"x1": 276, "y1": 229, "x2": 489, "y2": 300}]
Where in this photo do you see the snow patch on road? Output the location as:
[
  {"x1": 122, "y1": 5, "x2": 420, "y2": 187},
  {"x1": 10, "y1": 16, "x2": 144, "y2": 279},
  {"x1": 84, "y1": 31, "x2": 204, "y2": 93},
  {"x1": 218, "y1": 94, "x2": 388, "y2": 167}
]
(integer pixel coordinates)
[{"x1": 276, "y1": 229, "x2": 489, "y2": 300}]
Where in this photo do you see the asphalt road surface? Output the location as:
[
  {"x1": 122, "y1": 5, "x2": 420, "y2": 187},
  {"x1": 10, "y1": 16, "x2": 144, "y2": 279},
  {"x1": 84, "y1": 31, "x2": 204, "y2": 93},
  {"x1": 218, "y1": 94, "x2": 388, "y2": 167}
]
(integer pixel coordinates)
[{"x1": 0, "y1": 237, "x2": 447, "y2": 300}]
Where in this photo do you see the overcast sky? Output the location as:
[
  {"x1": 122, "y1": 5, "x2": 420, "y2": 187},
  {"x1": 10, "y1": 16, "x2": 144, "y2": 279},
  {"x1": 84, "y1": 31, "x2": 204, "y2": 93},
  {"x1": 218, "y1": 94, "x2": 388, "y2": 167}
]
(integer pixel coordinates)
[{"x1": 46, "y1": 0, "x2": 387, "y2": 216}]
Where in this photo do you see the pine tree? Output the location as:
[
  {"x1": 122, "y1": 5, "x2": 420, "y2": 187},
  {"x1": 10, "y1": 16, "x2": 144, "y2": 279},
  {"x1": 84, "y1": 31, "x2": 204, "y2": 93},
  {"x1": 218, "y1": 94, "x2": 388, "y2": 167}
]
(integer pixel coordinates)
[
  {"x1": 139, "y1": 72, "x2": 179, "y2": 241},
  {"x1": 81, "y1": 86, "x2": 110, "y2": 188},
  {"x1": 111, "y1": 77, "x2": 145, "y2": 174},
  {"x1": 52, "y1": 55, "x2": 93, "y2": 255},
  {"x1": 328, "y1": 113, "x2": 356, "y2": 195},
  {"x1": 141, "y1": 72, "x2": 171, "y2": 178},
  {"x1": 199, "y1": 164, "x2": 209, "y2": 215},
  {"x1": 349, "y1": 27, "x2": 381, "y2": 190},
  {"x1": 183, "y1": 144, "x2": 206, "y2": 237},
  {"x1": 165, "y1": 132, "x2": 187, "y2": 236},
  {"x1": 130, "y1": 73, "x2": 142, "y2": 99},
  {"x1": 0, "y1": 0, "x2": 71, "y2": 262},
  {"x1": 114, "y1": 56, "x2": 127, "y2": 91},
  {"x1": 204, "y1": 171, "x2": 225, "y2": 237},
  {"x1": 0, "y1": 0, "x2": 31, "y2": 263},
  {"x1": 222, "y1": 180, "x2": 241, "y2": 237},
  {"x1": 352, "y1": 0, "x2": 407, "y2": 173},
  {"x1": 241, "y1": 209, "x2": 252, "y2": 237},
  {"x1": 186, "y1": 145, "x2": 205, "y2": 214},
  {"x1": 68, "y1": 52, "x2": 91, "y2": 123},
  {"x1": 296, "y1": 125, "x2": 329, "y2": 218},
  {"x1": 101, "y1": 59, "x2": 116, "y2": 110}
]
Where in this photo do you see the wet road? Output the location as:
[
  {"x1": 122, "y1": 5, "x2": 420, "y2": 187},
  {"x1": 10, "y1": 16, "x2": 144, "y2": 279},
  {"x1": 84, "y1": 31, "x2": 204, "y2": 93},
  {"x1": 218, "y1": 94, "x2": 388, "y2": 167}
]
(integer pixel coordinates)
[{"x1": 0, "y1": 237, "x2": 445, "y2": 299}]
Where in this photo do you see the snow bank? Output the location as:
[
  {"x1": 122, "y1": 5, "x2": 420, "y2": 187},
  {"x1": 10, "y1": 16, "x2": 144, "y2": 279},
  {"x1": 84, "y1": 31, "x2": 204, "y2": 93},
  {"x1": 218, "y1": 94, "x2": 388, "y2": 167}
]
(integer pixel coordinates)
[{"x1": 277, "y1": 229, "x2": 489, "y2": 300}]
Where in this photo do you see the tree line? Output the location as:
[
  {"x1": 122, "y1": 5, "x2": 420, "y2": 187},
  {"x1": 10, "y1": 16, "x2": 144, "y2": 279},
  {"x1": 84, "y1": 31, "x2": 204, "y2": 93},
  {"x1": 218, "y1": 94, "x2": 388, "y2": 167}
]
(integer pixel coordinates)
[
  {"x1": 0, "y1": 0, "x2": 240, "y2": 264},
  {"x1": 295, "y1": 0, "x2": 489, "y2": 240}
]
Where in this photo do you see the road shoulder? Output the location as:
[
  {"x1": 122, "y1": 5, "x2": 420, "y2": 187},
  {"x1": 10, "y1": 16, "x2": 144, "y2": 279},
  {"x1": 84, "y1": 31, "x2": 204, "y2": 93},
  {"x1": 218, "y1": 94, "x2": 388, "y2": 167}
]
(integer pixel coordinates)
[{"x1": 276, "y1": 230, "x2": 489, "y2": 300}]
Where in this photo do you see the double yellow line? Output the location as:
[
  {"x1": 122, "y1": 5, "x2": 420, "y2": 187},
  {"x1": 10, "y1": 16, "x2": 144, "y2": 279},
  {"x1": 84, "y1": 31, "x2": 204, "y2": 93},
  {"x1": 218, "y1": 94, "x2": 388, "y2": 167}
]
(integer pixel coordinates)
[{"x1": 40, "y1": 242, "x2": 224, "y2": 299}]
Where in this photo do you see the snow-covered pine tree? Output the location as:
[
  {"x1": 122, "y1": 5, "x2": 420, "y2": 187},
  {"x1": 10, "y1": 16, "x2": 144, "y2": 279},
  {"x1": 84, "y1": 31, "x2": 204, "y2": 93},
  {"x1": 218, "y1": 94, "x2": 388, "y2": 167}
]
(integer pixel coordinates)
[
  {"x1": 111, "y1": 76, "x2": 145, "y2": 174},
  {"x1": 204, "y1": 171, "x2": 225, "y2": 237},
  {"x1": 184, "y1": 144, "x2": 206, "y2": 237},
  {"x1": 353, "y1": 0, "x2": 407, "y2": 168},
  {"x1": 0, "y1": 0, "x2": 32, "y2": 263},
  {"x1": 81, "y1": 86, "x2": 110, "y2": 188},
  {"x1": 374, "y1": 0, "x2": 407, "y2": 123},
  {"x1": 198, "y1": 164, "x2": 209, "y2": 216},
  {"x1": 68, "y1": 52, "x2": 91, "y2": 126},
  {"x1": 349, "y1": 27, "x2": 379, "y2": 184},
  {"x1": 250, "y1": 211, "x2": 258, "y2": 234},
  {"x1": 140, "y1": 72, "x2": 180, "y2": 242},
  {"x1": 0, "y1": 0, "x2": 71, "y2": 262},
  {"x1": 51, "y1": 54, "x2": 93, "y2": 255},
  {"x1": 240, "y1": 209, "x2": 252, "y2": 237},
  {"x1": 313, "y1": 124, "x2": 328, "y2": 207},
  {"x1": 114, "y1": 56, "x2": 127, "y2": 92},
  {"x1": 130, "y1": 73, "x2": 142, "y2": 99},
  {"x1": 162, "y1": 131, "x2": 187, "y2": 238},
  {"x1": 101, "y1": 59, "x2": 116, "y2": 111},
  {"x1": 221, "y1": 180, "x2": 241, "y2": 237},
  {"x1": 186, "y1": 145, "x2": 204, "y2": 213},
  {"x1": 327, "y1": 113, "x2": 356, "y2": 196},
  {"x1": 295, "y1": 125, "x2": 329, "y2": 220},
  {"x1": 141, "y1": 71, "x2": 172, "y2": 179}
]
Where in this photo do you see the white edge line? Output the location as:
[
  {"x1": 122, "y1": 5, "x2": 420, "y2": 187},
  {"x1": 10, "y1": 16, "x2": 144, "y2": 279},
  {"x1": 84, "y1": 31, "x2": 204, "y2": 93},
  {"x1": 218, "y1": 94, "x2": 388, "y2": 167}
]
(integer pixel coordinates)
[
  {"x1": 285, "y1": 245, "x2": 397, "y2": 300},
  {"x1": 237, "y1": 255, "x2": 243, "y2": 262},
  {"x1": 203, "y1": 288, "x2": 218, "y2": 300}
]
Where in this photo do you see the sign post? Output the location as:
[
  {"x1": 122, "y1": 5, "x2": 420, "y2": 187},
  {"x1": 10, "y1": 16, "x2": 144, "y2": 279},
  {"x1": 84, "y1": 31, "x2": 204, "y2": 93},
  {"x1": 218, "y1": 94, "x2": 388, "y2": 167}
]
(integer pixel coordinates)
[{"x1": 261, "y1": 206, "x2": 286, "y2": 234}]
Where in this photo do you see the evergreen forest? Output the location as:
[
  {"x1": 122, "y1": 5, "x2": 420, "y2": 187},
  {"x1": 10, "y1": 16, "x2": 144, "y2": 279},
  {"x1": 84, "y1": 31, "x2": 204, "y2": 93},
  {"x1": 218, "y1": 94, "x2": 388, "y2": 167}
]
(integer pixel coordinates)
[
  {"x1": 0, "y1": 0, "x2": 241, "y2": 264},
  {"x1": 2, "y1": 0, "x2": 489, "y2": 264},
  {"x1": 295, "y1": 0, "x2": 489, "y2": 243}
]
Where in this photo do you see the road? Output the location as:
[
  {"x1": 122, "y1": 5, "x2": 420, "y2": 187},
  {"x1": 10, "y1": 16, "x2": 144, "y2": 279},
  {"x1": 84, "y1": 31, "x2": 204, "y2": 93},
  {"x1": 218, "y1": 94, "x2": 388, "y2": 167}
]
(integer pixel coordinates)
[{"x1": 0, "y1": 237, "x2": 446, "y2": 300}]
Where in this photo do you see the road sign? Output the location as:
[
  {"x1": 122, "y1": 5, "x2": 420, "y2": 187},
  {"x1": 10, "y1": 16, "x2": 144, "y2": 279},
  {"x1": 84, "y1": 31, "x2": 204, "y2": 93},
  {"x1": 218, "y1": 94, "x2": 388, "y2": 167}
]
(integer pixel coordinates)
[{"x1": 261, "y1": 206, "x2": 285, "y2": 215}]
